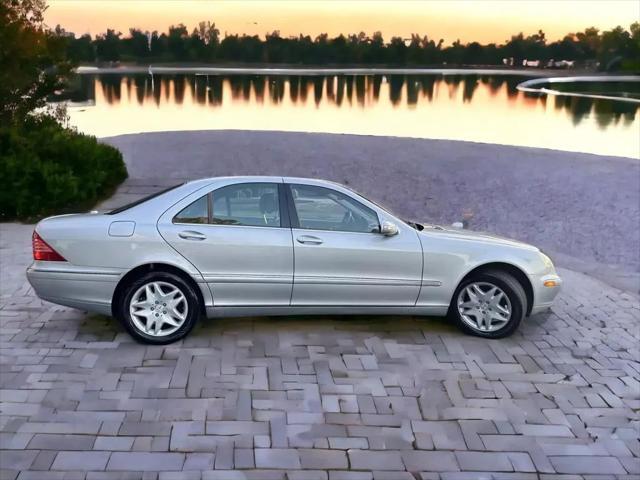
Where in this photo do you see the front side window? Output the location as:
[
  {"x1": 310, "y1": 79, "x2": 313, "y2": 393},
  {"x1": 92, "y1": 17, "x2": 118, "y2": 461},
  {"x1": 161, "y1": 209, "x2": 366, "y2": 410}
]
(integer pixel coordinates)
[
  {"x1": 212, "y1": 183, "x2": 281, "y2": 227},
  {"x1": 290, "y1": 184, "x2": 380, "y2": 233},
  {"x1": 174, "y1": 194, "x2": 208, "y2": 224}
]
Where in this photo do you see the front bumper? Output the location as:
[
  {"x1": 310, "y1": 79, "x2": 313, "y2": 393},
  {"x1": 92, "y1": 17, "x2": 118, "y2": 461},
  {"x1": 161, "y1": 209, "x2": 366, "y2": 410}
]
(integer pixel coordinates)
[
  {"x1": 26, "y1": 263, "x2": 121, "y2": 316},
  {"x1": 529, "y1": 273, "x2": 563, "y2": 315}
]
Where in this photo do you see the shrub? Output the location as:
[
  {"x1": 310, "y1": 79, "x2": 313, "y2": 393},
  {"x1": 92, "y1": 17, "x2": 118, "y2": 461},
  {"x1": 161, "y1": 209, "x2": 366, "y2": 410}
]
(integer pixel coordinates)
[{"x1": 0, "y1": 115, "x2": 128, "y2": 220}]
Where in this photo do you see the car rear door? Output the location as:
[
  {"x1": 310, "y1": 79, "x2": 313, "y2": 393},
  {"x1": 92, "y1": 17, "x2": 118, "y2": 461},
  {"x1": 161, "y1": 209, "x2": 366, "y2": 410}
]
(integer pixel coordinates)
[
  {"x1": 157, "y1": 180, "x2": 294, "y2": 306},
  {"x1": 285, "y1": 181, "x2": 423, "y2": 306}
]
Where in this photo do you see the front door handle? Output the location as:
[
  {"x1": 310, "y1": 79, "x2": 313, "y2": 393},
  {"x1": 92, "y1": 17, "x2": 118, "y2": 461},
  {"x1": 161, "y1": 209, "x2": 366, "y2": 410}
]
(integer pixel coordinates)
[
  {"x1": 178, "y1": 230, "x2": 206, "y2": 241},
  {"x1": 296, "y1": 235, "x2": 323, "y2": 245}
]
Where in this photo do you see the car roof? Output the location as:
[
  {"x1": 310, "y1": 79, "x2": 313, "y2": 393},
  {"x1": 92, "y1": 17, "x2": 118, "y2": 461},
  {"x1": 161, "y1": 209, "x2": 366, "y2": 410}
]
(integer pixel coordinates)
[{"x1": 187, "y1": 175, "x2": 334, "y2": 184}]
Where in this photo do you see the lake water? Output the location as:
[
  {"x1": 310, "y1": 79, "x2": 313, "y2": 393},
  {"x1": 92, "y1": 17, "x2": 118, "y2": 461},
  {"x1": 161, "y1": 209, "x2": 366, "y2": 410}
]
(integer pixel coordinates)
[{"x1": 61, "y1": 73, "x2": 639, "y2": 158}]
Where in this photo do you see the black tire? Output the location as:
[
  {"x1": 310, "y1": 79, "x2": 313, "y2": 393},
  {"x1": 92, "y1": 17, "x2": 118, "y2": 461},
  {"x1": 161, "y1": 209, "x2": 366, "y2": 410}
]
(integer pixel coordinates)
[
  {"x1": 117, "y1": 271, "x2": 200, "y2": 345},
  {"x1": 449, "y1": 269, "x2": 527, "y2": 339}
]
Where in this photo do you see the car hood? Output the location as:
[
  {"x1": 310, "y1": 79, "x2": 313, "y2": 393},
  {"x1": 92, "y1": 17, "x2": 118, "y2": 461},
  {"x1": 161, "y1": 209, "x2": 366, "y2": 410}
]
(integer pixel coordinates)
[{"x1": 418, "y1": 224, "x2": 539, "y2": 251}]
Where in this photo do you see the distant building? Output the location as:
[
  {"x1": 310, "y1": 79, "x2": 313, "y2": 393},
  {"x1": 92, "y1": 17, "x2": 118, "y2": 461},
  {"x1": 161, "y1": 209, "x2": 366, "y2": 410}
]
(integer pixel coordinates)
[
  {"x1": 545, "y1": 59, "x2": 576, "y2": 69},
  {"x1": 553, "y1": 60, "x2": 575, "y2": 68}
]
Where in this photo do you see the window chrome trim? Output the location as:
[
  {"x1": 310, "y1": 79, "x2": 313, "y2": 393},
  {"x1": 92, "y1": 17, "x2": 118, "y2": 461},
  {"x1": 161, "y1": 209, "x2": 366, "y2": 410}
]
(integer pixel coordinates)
[
  {"x1": 171, "y1": 221, "x2": 289, "y2": 230},
  {"x1": 290, "y1": 226, "x2": 388, "y2": 236},
  {"x1": 202, "y1": 273, "x2": 292, "y2": 284}
]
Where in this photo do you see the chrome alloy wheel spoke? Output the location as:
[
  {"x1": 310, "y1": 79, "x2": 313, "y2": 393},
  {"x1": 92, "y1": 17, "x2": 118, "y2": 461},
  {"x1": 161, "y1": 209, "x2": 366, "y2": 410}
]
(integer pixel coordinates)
[
  {"x1": 457, "y1": 282, "x2": 512, "y2": 333},
  {"x1": 129, "y1": 281, "x2": 188, "y2": 337}
]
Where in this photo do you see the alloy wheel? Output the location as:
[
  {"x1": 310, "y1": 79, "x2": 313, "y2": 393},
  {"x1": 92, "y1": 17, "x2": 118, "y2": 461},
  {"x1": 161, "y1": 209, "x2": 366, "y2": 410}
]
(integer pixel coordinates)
[
  {"x1": 457, "y1": 281, "x2": 512, "y2": 333},
  {"x1": 129, "y1": 281, "x2": 188, "y2": 337}
]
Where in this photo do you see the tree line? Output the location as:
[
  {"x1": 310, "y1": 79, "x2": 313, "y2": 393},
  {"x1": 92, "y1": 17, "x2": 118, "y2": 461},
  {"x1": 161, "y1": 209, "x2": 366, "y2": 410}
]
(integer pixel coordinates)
[{"x1": 56, "y1": 22, "x2": 640, "y2": 70}]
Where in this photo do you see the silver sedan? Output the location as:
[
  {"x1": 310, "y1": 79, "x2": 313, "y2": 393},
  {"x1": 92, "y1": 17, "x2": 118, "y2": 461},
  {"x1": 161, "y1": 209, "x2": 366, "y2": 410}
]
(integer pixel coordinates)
[{"x1": 27, "y1": 176, "x2": 562, "y2": 344}]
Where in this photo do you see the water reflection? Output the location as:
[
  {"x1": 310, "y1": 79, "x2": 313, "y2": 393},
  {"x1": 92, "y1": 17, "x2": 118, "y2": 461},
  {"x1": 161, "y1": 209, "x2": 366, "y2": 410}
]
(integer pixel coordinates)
[
  {"x1": 551, "y1": 92, "x2": 638, "y2": 128},
  {"x1": 59, "y1": 73, "x2": 639, "y2": 158},
  {"x1": 79, "y1": 73, "x2": 638, "y2": 127},
  {"x1": 69, "y1": 73, "x2": 543, "y2": 109}
]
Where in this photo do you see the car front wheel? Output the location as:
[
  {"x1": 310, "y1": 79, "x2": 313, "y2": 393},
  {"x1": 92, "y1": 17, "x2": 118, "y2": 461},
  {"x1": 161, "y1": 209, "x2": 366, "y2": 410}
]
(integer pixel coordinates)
[
  {"x1": 450, "y1": 269, "x2": 527, "y2": 338},
  {"x1": 118, "y1": 272, "x2": 199, "y2": 344}
]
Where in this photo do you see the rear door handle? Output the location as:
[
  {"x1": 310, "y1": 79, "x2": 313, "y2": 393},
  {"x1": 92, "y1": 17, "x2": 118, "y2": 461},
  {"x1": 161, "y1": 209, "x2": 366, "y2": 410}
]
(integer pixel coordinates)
[
  {"x1": 178, "y1": 230, "x2": 206, "y2": 241},
  {"x1": 296, "y1": 235, "x2": 323, "y2": 245}
]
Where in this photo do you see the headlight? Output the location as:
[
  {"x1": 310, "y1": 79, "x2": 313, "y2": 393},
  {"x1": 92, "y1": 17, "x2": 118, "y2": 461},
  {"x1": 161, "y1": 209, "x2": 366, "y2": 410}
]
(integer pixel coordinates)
[{"x1": 539, "y1": 251, "x2": 554, "y2": 269}]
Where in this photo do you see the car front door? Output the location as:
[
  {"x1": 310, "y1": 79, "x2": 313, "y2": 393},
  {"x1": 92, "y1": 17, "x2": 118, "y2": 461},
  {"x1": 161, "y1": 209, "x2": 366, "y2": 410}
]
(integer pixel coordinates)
[
  {"x1": 286, "y1": 181, "x2": 423, "y2": 306},
  {"x1": 157, "y1": 181, "x2": 293, "y2": 306}
]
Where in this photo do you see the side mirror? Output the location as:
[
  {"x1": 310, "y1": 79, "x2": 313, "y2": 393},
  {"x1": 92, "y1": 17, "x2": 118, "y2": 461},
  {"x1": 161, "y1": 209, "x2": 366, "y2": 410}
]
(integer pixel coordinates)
[{"x1": 380, "y1": 221, "x2": 399, "y2": 236}]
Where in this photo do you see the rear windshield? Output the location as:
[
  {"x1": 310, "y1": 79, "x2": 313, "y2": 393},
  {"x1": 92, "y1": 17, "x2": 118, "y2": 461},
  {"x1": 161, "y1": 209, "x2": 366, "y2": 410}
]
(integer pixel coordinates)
[{"x1": 107, "y1": 183, "x2": 184, "y2": 215}]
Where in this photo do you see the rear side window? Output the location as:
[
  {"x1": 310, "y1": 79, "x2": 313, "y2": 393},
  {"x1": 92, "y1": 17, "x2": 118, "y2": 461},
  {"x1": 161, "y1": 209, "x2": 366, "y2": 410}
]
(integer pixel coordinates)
[
  {"x1": 212, "y1": 183, "x2": 280, "y2": 227},
  {"x1": 174, "y1": 194, "x2": 209, "y2": 224},
  {"x1": 172, "y1": 183, "x2": 282, "y2": 227}
]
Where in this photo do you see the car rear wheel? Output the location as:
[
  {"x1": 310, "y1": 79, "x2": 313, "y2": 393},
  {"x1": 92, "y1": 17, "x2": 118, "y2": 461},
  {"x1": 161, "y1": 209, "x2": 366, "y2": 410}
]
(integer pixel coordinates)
[
  {"x1": 118, "y1": 272, "x2": 199, "y2": 344},
  {"x1": 449, "y1": 269, "x2": 527, "y2": 338}
]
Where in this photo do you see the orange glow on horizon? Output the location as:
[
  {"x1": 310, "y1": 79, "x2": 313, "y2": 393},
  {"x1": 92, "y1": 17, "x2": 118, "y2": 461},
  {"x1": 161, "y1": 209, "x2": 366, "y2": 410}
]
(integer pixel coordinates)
[{"x1": 46, "y1": 0, "x2": 639, "y2": 45}]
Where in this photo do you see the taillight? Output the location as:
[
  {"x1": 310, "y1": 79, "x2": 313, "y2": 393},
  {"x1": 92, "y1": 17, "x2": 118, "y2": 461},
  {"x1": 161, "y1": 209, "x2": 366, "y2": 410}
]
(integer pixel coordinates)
[{"x1": 32, "y1": 231, "x2": 66, "y2": 262}]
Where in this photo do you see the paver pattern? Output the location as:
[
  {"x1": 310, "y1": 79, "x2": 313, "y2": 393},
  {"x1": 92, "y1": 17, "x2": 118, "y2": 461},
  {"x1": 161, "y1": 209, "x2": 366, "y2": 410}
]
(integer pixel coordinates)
[{"x1": 1, "y1": 223, "x2": 639, "y2": 479}]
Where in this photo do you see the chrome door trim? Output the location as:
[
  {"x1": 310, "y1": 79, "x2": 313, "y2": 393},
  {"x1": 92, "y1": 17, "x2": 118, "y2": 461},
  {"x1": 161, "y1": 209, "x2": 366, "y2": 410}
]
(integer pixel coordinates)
[
  {"x1": 295, "y1": 276, "x2": 421, "y2": 287},
  {"x1": 201, "y1": 273, "x2": 292, "y2": 284}
]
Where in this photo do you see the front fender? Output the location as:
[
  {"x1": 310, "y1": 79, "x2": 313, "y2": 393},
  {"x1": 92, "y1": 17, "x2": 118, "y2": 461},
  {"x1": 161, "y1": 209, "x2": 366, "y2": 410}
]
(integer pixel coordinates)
[{"x1": 416, "y1": 233, "x2": 545, "y2": 308}]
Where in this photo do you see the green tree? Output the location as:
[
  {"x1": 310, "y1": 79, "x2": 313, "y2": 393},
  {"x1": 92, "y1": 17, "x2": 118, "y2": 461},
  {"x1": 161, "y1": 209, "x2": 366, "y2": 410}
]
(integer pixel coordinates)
[
  {"x1": 150, "y1": 31, "x2": 168, "y2": 59},
  {"x1": 502, "y1": 31, "x2": 547, "y2": 65},
  {"x1": 122, "y1": 28, "x2": 150, "y2": 59},
  {"x1": 575, "y1": 27, "x2": 601, "y2": 58},
  {"x1": 631, "y1": 22, "x2": 640, "y2": 48},
  {"x1": 264, "y1": 30, "x2": 286, "y2": 63},
  {"x1": 364, "y1": 31, "x2": 385, "y2": 64},
  {"x1": 167, "y1": 24, "x2": 189, "y2": 60},
  {"x1": 387, "y1": 37, "x2": 407, "y2": 65},
  {"x1": 95, "y1": 29, "x2": 122, "y2": 61},
  {"x1": 313, "y1": 33, "x2": 330, "y2": 63},
  {"x1": 0, "y1": 0, "x2": 71, "y2": 124},
  {"x1": 0, "y1": 0, "x2": 127, "y2": 220},
  {"x1": 67, "y1": 33, "x2": 94, "y2": 62},
  {"x1": 445, "y1": 39, "x2": 465, "y2": 64},
  {"x1": 406, "y1": 35, "x2": 421, "y2": 64}
]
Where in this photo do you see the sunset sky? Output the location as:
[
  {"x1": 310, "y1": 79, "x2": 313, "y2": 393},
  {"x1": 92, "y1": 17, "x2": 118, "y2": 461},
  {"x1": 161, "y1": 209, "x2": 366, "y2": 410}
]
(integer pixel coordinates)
[{"x1": 46, "y1": 0, "x2": 639, "y2": 44}]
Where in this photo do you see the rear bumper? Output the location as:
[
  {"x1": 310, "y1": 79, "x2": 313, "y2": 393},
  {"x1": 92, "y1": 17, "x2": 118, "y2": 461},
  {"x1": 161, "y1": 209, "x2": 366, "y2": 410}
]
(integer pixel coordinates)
[
  {"x1": 529, "y1": 273, "x2": 563, "y2": 315},
  {"x1": 26, "y1": 263, "x2": 121, "y2": 316}
]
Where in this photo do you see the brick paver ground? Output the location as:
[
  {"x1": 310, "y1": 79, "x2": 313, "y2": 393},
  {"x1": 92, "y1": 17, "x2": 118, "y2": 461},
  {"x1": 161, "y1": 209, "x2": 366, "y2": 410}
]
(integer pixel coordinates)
[{"x1": 1, "y1": 223, "x2": 639, "y2": 479}]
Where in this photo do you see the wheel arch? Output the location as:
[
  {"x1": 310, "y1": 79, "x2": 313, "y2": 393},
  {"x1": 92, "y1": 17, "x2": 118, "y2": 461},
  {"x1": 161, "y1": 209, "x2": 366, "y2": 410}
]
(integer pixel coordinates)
[
  {"x1": 453, "y1": 262, "x2": 534, "y2": 316},
  {"x1": 112, "y1": 263, "x2": 206, "y2": 318}
]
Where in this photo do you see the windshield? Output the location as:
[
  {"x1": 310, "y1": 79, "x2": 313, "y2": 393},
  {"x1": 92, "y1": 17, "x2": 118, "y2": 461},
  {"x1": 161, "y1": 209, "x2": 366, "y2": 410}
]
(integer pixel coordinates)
[
  {"x1": 339, "y1": 184, "x2": 397, "y2": 216},
  {"x1": 340, "y1": 183, "x2": 424, "y2": 230},
  {"x1": 107, "y1": 183, "x2": 184, "y2": 215}
]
